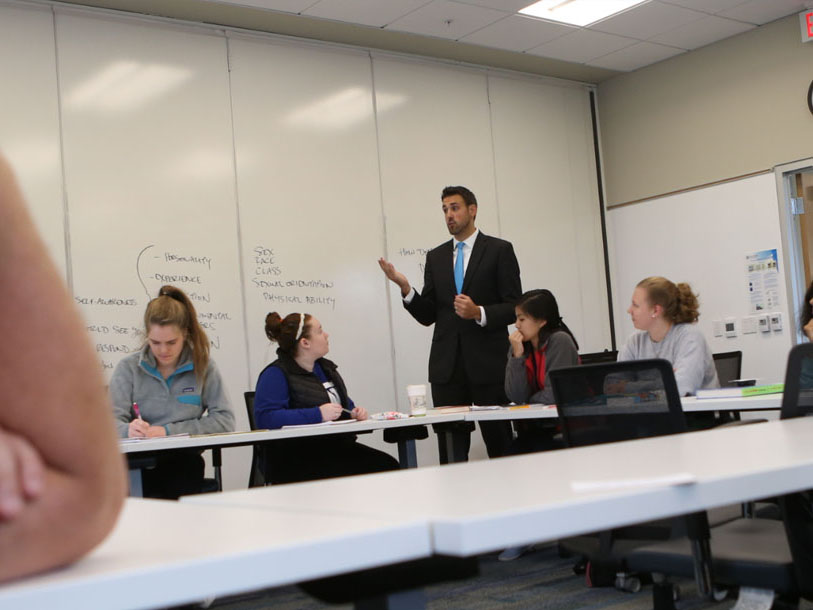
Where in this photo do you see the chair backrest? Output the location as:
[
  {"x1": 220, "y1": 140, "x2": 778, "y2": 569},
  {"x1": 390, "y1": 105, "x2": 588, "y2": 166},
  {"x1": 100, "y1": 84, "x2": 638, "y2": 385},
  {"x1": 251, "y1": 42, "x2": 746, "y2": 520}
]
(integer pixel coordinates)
[
  {"x1": 578, "y1": 350, "x2": 618, "y2": 365},
  {"x1": 712, "y1": 351, "x2": 742, "y2": 387},
  {"x1": 549, "y1": 359, "x2": 687, "y2": 448},
  {"x1": 780, "y1": 343, "x2": 813, "y2": 419},
  {"x1": 779, "y1": 343, "x2": 813, "y2": 597},
  {"x1": 244, "y1": 391, "x2": 257, "y2": 430}
]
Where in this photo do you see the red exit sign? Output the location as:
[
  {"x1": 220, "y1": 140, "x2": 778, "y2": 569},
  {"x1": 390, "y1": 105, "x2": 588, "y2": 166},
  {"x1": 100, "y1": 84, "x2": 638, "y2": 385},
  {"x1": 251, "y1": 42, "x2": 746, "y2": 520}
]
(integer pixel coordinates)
[{"x1": 801, "y1": 9, "x2": 813, "y2": 42}]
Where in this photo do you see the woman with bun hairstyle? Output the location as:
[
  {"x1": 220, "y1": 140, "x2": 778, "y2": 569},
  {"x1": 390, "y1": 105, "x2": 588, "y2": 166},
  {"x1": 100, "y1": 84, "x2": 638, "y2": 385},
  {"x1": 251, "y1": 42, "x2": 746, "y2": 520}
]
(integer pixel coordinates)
[
  {"x1": 618, "y1": 276, "x2": 718, "y2": 396},
  {"x1": 110, "y1": 285, "x2": 235, "y2": 498},
  {"x1": 254, "y1": 312, "x2": 399, "y2": 484}
]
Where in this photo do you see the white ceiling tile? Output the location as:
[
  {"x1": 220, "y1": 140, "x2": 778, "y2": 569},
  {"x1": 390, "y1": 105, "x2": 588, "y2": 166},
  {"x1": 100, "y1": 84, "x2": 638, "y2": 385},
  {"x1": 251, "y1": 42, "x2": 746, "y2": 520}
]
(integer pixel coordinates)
[
  {"x1": 303, "y1": 0, "x2": 432, "y2": 27},
  {"x1": 219, "y1": 0, "x2": 318, "y2": 13},
  {"x1": 591, "y1": 1, "x2": 706, "y2": 39},
  {"x1": 657, "y1": 0, "x2": 752, "y2": 14},
  {"x1": 717, "y1": 0, "x2": 808, "y2": 25},
  {"x1": 650, "y1": 14, "x2": 755, "y2": 48},
  {"x1": 451, "y1": 0, "x2": 536, "y2": 12},
  {"x1": 386, "y1": 0, "x2": 505, "y2": 39},
  {"x1": 586, "y1": 40, "x2": 685, "y2": 71},
  {"x1": 527, "y1": 29, "x2": 637, "y2": 63},
  {"x1": 461, "y1": 14, "x2": 575, "y2": 52}
]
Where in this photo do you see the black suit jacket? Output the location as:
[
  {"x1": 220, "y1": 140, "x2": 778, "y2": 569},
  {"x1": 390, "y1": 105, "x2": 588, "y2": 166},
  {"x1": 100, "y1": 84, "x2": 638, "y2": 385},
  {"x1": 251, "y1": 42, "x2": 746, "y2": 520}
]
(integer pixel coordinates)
[{"x1": 405, "y1": 231, "x2": 521, "y2": 385}]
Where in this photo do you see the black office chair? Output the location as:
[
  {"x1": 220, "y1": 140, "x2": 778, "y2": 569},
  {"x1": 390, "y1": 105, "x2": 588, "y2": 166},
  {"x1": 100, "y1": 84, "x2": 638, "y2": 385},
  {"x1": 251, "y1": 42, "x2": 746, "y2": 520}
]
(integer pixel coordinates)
[
  {"x1": 711, "y1": 350, "x2": 744, "y2": 424},
  {"x1": 243, "y1": 391, "x2": 268, "y2": 487},
  {"x1": 578, "y1": 350, "x2": 618, "y2": 365},
  {"x1": 625, "y1": 344, "x2": 813, "y2": 609},
  {"x1": 713, "y1": 350, "x2": 742, "y2": 387},
  {"x1": 549, "y1": 360, "x2": 695, "y2": 591}
]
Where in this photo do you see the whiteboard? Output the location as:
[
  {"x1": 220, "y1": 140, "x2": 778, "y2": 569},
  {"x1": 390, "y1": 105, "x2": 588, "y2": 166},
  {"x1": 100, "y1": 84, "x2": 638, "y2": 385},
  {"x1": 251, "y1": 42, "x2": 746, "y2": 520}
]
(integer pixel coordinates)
[
  {"x1": 1, "y1": 3, "x2": 610, "y2": 484},
  {"x1": 0, "y1": 4, "x2": 66, "y2": 277},
  {"x1": 607, "y1": 173, "x2": 794, "y2": 383},
  {"x1": 228, "y1": 35, "x2": 396, "y2": 417},
  {"x1": 488, "y1": 73, "x2": 609, "y2": 354},
  {"x1": 54, "y1": 12, "x2": 251, "y2": 488}
]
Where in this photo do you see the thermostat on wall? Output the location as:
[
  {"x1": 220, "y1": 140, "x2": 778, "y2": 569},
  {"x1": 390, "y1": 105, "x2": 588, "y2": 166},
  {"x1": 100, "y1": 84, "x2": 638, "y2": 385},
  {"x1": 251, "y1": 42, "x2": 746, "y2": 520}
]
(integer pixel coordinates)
[
  {"x1": 758, "y1": 314, "x2": 771, "y2": 332},
  {"x1": 770, "y1": 312, "x2": 783, "y2": 331},
  {"x1": 724, "y1": 318, "x2": 737, "y2": 338}
]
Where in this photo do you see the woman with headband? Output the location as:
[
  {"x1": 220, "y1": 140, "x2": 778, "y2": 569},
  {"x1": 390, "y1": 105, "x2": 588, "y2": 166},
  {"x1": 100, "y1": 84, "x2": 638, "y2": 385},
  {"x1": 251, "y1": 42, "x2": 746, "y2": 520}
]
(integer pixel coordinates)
[
  {"x1": 254, "y1": 312, "x2": 399, "y2": 484},
  {"x1": 109, "y1": 285, "x2": 235, "y2": 498}
]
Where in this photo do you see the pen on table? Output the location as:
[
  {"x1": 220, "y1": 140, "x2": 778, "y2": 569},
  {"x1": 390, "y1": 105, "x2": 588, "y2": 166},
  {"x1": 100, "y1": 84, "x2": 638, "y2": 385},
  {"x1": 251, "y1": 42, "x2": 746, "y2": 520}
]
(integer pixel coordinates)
[{"x1": 133, "y1": 402, "x2": 142, "y2": 420}]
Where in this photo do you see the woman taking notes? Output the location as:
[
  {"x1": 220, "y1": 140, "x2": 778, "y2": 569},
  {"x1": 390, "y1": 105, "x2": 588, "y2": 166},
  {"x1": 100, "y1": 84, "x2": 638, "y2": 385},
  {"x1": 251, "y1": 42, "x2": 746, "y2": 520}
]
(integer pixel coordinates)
[
  {"x1": 254, "y1": 312, "x2": 398, "y2": 484},
  {"x1": 618, "y1": 276, "x2": 718, "y2": 396},
  {"x1": 110, "y1": 285, "x2": 235, "y2": 498}
]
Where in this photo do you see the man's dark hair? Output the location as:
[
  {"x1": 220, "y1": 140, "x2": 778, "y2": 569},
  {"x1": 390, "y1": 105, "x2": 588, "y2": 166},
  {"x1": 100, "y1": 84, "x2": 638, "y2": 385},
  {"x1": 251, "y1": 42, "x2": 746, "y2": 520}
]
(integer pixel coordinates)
[{"x1": 441, "y1": 186, "x2": 477, "y2": 208}]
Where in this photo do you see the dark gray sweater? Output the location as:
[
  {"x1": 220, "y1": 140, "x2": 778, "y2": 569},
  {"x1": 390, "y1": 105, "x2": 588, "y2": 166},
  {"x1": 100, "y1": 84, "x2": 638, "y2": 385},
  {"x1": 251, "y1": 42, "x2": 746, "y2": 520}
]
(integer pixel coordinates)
[{"x1": 504, "y1": 331, "x2": 579, "y2": 405}]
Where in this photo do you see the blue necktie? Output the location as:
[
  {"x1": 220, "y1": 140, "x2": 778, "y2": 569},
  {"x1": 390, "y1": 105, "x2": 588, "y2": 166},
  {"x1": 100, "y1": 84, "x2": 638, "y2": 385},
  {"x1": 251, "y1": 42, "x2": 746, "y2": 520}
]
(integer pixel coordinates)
[{"x1": 454, "y1": 241, "x2": 465, "y2": 294}]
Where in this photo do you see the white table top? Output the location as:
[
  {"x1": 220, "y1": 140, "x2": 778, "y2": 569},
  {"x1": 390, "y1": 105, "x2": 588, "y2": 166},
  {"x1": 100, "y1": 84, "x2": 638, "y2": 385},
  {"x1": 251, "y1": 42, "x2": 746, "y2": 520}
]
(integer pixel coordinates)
[
  {"x1": 185, "y1": 417, "x2": 813, "y2": 556},
  {"x1": 460, "y1": 394, "x2": 781, "y2": 422},
  {"x1": 120, "y1": 410, "x2": 465, "y2": 454},
  {"x1": 0, "y1": 498, "x2": 431, "y2": 610}
]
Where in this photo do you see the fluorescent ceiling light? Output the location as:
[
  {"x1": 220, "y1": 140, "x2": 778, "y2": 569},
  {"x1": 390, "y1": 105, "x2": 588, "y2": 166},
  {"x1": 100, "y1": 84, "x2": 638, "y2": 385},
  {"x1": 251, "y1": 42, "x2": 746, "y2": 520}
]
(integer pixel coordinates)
[{"x1": 520, "y1": 0, "x2": 650, "y2": 27}]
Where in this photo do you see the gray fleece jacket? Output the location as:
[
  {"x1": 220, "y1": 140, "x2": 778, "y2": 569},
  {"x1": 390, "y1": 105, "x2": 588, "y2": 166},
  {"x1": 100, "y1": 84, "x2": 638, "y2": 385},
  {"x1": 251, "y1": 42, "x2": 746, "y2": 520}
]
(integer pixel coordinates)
[
  {"x1": 109, "y1": 345, "x2": 235, "y2": 438},
  {"x1": 617, "y1": 323, "x2": 719, "y2": 396},
  {"x1": 504, "y1": 331, "x2": 579, "y2": 405}
]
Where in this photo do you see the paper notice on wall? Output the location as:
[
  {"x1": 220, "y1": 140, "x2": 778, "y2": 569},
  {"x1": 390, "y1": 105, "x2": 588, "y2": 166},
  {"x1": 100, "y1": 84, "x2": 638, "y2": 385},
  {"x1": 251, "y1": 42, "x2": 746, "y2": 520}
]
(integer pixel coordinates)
[{"x1": 746, "y1": 249, "x2": 779, "y2": 312}]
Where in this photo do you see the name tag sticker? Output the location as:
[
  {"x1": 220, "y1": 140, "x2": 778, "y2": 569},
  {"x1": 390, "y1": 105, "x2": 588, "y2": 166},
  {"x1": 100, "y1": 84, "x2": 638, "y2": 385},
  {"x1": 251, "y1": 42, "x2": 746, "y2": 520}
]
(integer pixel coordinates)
[{"x1": 182, "y1": 387, "x2": 195, "y2": 393}]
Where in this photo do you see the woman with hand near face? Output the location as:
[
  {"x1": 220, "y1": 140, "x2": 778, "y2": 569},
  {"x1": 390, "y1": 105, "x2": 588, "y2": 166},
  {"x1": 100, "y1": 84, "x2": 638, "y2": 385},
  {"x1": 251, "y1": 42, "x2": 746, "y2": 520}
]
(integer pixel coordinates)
[
  {"x1": 254, "y1": 312, "x2": 398, "y2": 484},
  {"x1": 505, "y1": 289, "x2": 580, "y2": 407},
  {"x1": 109, "y1": 285, "x2": 235, "y2": 498},
  {"x1": 504, "y1": 289, "x2": 579, "y2": 458},
  {"x1": 618, "y1": 276, "x2": 718, "y2": 396}
]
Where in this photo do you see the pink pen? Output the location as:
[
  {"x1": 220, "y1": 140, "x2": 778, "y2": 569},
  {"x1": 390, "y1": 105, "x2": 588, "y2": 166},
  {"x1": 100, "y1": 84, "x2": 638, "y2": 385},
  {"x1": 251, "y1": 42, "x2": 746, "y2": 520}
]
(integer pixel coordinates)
[{"x1": 133, "y1": 402, "x2": 142, "y2": 420}]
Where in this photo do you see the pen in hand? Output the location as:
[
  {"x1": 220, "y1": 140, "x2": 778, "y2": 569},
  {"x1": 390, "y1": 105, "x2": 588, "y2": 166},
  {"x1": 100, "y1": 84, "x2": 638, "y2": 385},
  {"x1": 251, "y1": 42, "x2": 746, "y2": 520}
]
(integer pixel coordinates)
[{"x1": 133, "y1": 402, "x2": 142, "y2": 420}]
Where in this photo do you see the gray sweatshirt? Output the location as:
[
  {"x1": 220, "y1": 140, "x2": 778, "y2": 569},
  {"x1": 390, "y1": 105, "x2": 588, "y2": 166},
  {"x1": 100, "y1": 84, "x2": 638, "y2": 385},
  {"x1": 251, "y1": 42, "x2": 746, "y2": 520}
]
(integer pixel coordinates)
[
  {"x1": 617, "y1": 323, "x2": 719, "y2": 396},
  {"x1": 109, "y1": 345, "x2": 235, "y2": 438},
  {"x1": 505, "y1": 331, "x2": 579, "y2": 405}
]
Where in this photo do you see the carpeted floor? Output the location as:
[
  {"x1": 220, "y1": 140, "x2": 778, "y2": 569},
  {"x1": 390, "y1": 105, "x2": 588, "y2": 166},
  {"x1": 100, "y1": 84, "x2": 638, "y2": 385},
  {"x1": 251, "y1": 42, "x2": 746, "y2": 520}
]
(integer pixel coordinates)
[{"x1": 170, "y1": 543, "x2": 811, "y2": 609}]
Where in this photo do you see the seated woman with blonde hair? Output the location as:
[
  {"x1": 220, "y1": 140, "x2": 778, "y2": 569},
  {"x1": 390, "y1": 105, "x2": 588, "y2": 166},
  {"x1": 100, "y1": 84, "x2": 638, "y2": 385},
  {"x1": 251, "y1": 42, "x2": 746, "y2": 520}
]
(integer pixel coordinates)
[
  {"x1": 619, "y1": 276, "x2": 718, "y2": 396},
  {"x1": 110, "y1": 285, "x2": 234, "y2": 498}
]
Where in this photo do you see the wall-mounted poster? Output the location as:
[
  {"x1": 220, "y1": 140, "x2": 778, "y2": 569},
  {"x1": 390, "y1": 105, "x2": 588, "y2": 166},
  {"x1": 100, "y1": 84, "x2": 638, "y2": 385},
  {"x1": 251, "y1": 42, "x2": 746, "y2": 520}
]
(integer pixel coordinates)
[{"x1": 746, "y1": 249, "x2": 779, "y2": 312}]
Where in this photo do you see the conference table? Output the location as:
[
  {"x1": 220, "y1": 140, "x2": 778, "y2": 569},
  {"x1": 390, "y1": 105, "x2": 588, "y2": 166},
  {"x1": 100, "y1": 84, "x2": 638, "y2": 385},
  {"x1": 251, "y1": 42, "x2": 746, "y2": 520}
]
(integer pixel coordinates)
[
  {"x1": 6, "y1": 416, "x2": 810, "y2": 610},
  {"x1": 185, "y1": 415, "x2": 810, "y2": 556},
  {"x1": 0, "y1": 498, "x2": 432, "y2": 610},
  {"x1": 121, "y1": 394, "x2": 783, "y2": 495},
  {"x1": 462, "y1": 393, "x2": 782, "y2": 423},
  {"x1": 120, "y1": 411, "x2": 466, "y2": 495}
]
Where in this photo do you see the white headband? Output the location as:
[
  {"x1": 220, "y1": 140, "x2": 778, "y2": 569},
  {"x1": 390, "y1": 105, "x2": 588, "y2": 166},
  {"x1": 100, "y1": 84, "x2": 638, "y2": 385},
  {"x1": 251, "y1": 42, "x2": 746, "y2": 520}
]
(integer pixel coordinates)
[{"x1": 296, "y1": 314, "x2": 306, "y2": 341}]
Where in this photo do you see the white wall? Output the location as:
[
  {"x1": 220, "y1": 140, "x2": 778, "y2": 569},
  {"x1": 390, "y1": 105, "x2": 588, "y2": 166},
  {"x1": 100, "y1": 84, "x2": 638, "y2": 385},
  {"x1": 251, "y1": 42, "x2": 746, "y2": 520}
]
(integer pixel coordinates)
[{"x1": 608, "y1": 173, "x2": 793, "y2": 384}]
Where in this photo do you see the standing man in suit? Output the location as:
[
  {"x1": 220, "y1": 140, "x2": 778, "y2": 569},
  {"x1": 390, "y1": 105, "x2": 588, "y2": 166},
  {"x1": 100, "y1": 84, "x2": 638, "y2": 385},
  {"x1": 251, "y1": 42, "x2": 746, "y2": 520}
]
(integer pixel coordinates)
[{"x1": 379, "y1": 186, "x2": 521, "y2": 460}]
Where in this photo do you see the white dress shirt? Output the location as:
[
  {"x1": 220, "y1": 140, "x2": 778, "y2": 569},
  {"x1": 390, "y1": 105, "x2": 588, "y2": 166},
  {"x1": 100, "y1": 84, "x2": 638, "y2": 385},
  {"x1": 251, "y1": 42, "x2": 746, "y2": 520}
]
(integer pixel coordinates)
[{"x1": 403, "y1": 229, "x2": 487, "y2": 326}]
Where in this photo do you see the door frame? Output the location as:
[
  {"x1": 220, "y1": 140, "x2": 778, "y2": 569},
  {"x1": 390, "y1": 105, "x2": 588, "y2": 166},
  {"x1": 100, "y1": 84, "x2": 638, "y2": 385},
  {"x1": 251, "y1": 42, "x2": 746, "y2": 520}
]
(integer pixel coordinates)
[{"x1": 775, "y1": 157, "x2": 813, "y2": 343}]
